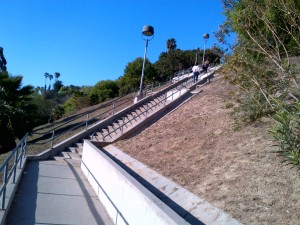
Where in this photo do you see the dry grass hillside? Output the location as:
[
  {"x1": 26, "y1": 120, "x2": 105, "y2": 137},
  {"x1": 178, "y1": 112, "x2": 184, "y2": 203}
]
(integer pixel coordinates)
[{"x1": 115, "y1": 75, "x2": 300, "y2": 225}]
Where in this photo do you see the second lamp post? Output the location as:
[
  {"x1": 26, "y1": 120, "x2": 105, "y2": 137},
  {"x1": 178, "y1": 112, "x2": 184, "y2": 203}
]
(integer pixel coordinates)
[
  {"x1": 202, "y1": 33, "x2": 209, "y2": 65},
  {"x1": 134, "y1": 25, "x2": 154, "y2": 103}
]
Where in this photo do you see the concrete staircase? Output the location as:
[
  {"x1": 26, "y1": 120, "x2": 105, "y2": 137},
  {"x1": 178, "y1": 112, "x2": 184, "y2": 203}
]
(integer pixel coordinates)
[
  {"x1": 54, "y1": 92, "x2": 172, "y2": 161},
  {"x1": 42, "y1": 68, "x2": 218, "y2": 163}
]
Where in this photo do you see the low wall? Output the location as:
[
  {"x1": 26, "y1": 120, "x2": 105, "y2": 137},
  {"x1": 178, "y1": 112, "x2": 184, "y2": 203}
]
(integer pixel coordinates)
[{"x1": 81, "y1": 140, "x2": 189, "y2": 225}]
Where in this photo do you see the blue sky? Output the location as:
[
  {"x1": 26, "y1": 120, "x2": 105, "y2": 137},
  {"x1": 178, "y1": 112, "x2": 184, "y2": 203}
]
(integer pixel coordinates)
[{"x1": 1, "y1": 0, "x2": 227, "y2": 88}]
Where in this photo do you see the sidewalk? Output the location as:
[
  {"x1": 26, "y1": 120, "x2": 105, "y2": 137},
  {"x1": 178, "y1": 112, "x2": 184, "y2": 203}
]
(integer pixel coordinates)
[{"x1": 5, "y1": 158, "x2": 113, "y2": 225}]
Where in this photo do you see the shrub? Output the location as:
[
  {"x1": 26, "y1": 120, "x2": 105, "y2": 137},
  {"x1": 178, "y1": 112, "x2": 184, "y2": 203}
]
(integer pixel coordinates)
[{"x1": 270, "y1": 101, "x2": 300, "y2": 168}]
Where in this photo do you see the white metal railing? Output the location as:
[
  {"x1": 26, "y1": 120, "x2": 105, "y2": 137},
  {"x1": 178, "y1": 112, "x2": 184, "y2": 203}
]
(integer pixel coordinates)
[
  {"x1": 29, "y1": 96, "x2": 134, "y2": 148},
  {"x1": 92, "y1": 76, "x2": 195, "y2": 141},
  {"x1": 0, "y1": 133, "x2": 28, "y2": 209}
]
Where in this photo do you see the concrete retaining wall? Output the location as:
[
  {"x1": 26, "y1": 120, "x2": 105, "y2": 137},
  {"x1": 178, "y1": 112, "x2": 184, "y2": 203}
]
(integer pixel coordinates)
[{"x1": 81, "y1": 140, "x2": 189, "y2": 225}]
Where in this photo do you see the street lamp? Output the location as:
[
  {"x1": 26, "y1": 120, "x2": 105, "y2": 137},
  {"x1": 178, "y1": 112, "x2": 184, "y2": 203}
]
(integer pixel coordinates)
[
  {"x1": 134, "y1": 25, "x2": 154, "y2": 103},
  {"x1": 202, "y1": 33, "x2": 209, "y2": 65},
  {"x1": 194, "y1": 48, "x2": 199, "y2": 65}
]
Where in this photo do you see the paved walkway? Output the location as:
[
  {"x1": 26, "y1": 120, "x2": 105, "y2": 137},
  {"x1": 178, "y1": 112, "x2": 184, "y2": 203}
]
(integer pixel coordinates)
[{"x1": 5, "y1": 158, "x2": 113, "y2": 225}]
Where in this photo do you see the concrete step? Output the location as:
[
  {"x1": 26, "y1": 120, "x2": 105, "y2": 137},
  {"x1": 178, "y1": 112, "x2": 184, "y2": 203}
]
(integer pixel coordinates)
[
  {"x1": 61, "y1": 151, "x2": 82, "y2": 161},
  {"x1": 53, "y1": 155, "x2": 66, "y2": 163}
]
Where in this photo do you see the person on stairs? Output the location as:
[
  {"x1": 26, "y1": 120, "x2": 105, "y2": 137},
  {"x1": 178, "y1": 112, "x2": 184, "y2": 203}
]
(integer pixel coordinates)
[{"x1": 192, "y1": 64, "x2": 200, "y2": 83}]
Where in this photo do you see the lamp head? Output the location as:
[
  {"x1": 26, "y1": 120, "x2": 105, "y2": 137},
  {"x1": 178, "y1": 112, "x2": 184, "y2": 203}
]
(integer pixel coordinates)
[
  {"x1": 203, "y1": 33, "x2": 209, "y2": 39},
  {"x1": 142, "y1": 25, "x2": 154, "y2": 36}
]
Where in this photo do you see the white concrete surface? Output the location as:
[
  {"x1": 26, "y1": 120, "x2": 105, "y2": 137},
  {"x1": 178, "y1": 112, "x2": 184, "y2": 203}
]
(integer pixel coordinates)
[
  {"x1": 5, "y1": 159, "x2": 113, "y2": 225},
  {"x1": 104, "y1": 144, "x2": 243, "y2": 225},
  {"x1": 81, "y1": 140, "x2": 189, "y2": 225}
]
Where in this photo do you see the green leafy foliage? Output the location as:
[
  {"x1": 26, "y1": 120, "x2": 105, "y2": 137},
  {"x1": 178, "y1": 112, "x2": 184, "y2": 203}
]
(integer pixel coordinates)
[
  {"x1": 118, "y1": 57, "x2": 158, "y2": 95},
  {"x1": 271, "y1": 101, "x2": 300, "y2": 168},
  {"x1": 63, "y1": 91, "x2": 90, "y2": 114},
  {"x1": 0, "y1": 71, "x2": 35, "y2": 153},
  {"x1": 219, "y1": 0, "x2": 300, "y2": 167},
  {"x1": 90, "y1": 80, "x2": 119, "y2": 104}
]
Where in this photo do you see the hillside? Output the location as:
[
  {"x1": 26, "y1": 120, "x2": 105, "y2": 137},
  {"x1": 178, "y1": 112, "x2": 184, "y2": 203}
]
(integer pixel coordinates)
[{"x1": 115, "y1": 75, "x2": 300, "y2": 225}]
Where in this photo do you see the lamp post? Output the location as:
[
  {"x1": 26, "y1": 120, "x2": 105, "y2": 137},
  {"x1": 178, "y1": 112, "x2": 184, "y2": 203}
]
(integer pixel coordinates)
[
  {"x1": 202, "y1": 33, "x2": 209, "y2": 65},
  {"x1": 134, "y1": 25, "x2": 154, "y2": 103},
  {"x1": 194, "y1": 48, "x2": 199, "y2": 65}
]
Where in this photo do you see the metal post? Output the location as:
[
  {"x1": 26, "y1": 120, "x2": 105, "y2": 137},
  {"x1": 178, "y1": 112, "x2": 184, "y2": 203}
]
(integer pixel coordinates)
[
  {"x1": 86, "y1": 114, "x2": 89, "y2": 130},
  {"x1": 202, "y1": 33, "x2": 209, "y2": 66},
  {"x1": 23, "y1": 135, "x2": 28, "y2": 157},
  {"x1": 19, "y1": 142, "x2": 24, "y2": 168},
  {"x1": 112, "y1": 101, "x2": 115, "y2": 115},
  {"x1": 195, "y1": 48, "x2": 199, "y2": 65},
  {"x1": 13, "y1": 148, "x2": 19, "y2": 183},
  {"x1": 137, "y1": 39, "x2": 149, "y2": 98},
  {"x1": 51, "y1": 130, "x2": 55, "y2": 148},
  {"x1": 121, "y1": 117, "x2": 124, "y2": 134},
  {"x1": 2, "y1": 164, "x2": 8, "y2": 209}
]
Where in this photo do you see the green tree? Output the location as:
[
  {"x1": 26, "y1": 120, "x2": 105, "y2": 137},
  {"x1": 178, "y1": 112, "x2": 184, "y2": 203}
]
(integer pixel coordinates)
[
  {"x1": 166, "y1": 38, "x2": 177, "y2": 52},
  {"x1": 90, "y1": 80, "x2": 119, "y2": 103},
  {"x1": 118, "y1": 57, "x2": 158, "y2": 95},
  {"x1": 154, "y1": 49, "x2": 195, "y2": 81},
  {"x1": 0, "y1": 71, "x2": 35, "y2": 154},
  {"x1": 53, "y1": 80, "x2": 63, "y2": 93},
  {"x1": 219, "y1": 0, "x2": 300, "y2": 119},
  {"x1": 0, "y1": 47, "x2": 7, "y2": 72},
  {"x1": 63, "y1": 91, "x2": 90, "y2": 113},
  {"x1": 54, "y1": 72, "x2": 60, "y2": 81},
  {"x1": 48, "y1": 74, "x2": 53, "y2": 90},
  {"x1": 218, "y1": 0, "x2": 300, "y2": 167},
  {"x1": 44, "y1": 72, "x2": 49, "y2": 92}
]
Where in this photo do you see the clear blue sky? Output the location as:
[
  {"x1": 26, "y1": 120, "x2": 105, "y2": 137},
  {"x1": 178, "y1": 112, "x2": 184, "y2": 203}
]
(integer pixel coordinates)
[{"x1": 1, "y1": 0, "x2": 226, "y2": 88}]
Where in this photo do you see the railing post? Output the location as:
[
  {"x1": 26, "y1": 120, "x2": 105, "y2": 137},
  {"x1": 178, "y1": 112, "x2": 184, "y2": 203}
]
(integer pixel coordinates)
[
  {"x1": 23, "y1": 135, "x2": 28, "y2": 157},
  {"x1": 1, "y1": 164, "x2": 8, "y2": 209},
  {"x1": 164, "y1": 92, "x2": 167, "y2": 106},
  {"x1": 86, "y1": 114, "x2": 89, "y2": 130},
  {"x1": 112, "y1": 101, "x2": 115, "y2": 115},
  {"x1": 19, "y1": 142, "x2": 24, "y2": 169},
  {"x1": 121, "y1": 117, "x2": 124, "y2": 135},
  {"x1": 51, "y1": 130, "x2": 55, "y2": 148},
  {"x1": 13, "y1": 147, "x2": 19, "y2": 183},
  {"x1": 146, "y1": 103, "x2": 148, "y2": 118}
]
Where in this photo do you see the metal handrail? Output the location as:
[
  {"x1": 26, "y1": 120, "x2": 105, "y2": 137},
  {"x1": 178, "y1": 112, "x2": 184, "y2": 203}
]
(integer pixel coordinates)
[
  {"x1": 0, "y1": 133, "x2": 28, "y2": 209},
  {"x1": 98, "y1": 77, "x2": 194, "y2": 141},
  {"x1": 29, "y1": 96, "x2": 134, "y2": 148},
  {"x1": 30, "y1": 96, "x2": 134, "y2": 136}
]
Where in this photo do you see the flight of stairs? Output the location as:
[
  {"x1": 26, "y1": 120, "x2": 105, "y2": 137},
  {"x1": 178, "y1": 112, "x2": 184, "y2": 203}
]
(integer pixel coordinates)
[{"x1": 52, "y1": 68, "x2": 217, "y2": 162}]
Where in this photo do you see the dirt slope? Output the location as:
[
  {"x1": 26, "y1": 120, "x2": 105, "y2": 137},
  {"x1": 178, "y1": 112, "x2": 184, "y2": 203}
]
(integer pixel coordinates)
[{"x1": 115, "y1": 75, "x2": 300, "y2": 225}]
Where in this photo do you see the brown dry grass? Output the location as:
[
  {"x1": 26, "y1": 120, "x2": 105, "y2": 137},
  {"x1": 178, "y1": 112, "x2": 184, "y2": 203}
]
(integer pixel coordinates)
[{"x1": 115, "y1": 75, "x2": 300, "y2": 225}]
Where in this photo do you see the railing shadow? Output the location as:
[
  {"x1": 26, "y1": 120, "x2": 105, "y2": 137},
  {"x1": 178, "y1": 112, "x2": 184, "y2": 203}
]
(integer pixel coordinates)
[{"x1": 5, "y1": 161, "x2": 39, "y2": 225}]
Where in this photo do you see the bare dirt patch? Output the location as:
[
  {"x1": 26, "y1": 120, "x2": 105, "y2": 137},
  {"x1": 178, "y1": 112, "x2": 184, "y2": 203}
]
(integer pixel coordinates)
[{"x1": 115, "y1": 75, "x2": 300, "y2": 225}]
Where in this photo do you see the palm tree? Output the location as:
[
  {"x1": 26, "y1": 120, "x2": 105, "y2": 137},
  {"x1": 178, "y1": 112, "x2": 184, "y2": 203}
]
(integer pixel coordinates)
[
  {"x1": 166, "y1": 38, "x2": 177, "y2": 52},
  {"x1": 0, "y1": 47, "x2": 7, "y2": 72},
  {"x1": 49, "y1": 74, "x2": 53, "y2": 90},
  {"x1": 0, "y1": 71, "x2": 34, "y2": 153},
  {"x1": 54, "y1": 72, "x2": 60, "y2": 81},
  {"x1": 44, "y1": 72, "x2": 49, "y2": 91}
]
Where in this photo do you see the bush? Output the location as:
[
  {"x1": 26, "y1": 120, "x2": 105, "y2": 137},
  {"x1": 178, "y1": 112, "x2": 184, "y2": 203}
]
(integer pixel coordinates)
[
  {"x1": 270, "y1": 101, "x2": 300, "y2": 168},
  {"x1": 233, "y1": 91, "x2": 276, "y2": 123}
]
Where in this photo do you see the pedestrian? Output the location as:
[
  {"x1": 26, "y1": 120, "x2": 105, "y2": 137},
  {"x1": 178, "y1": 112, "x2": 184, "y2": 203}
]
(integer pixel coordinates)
[
  {"x1": 192, "y1": 64, "x2": 200, "y2": 83},
  {"x1": 202, "y1": 60, "x2": 210, "y2": 74}
]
